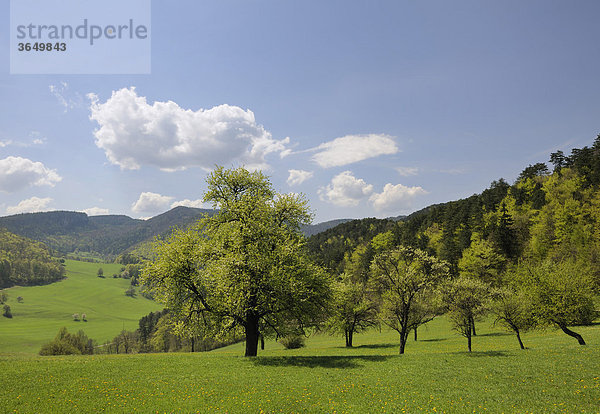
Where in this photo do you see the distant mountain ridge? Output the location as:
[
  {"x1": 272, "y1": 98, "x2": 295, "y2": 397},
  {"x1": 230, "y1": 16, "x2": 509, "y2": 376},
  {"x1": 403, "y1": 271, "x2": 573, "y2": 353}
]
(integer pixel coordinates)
[{"x1": 0, "y1": 207, "x2": 355, "y2": 259}]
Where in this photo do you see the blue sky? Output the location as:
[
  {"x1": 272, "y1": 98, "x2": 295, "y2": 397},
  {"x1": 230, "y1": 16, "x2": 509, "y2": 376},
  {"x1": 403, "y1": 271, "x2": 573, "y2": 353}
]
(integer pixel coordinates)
[{"x1": 1, "y1": 0, "x2": 600, "y2": 222}]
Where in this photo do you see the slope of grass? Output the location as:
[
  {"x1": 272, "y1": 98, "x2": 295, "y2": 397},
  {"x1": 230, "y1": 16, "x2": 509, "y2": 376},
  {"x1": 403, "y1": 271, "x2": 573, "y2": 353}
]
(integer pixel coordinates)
[
  {"x1": 0, "y1": 317, "x2": 598, "y2": 413},
  {"x1": 0, "y1": 260, "x2": 161, "y2": 354}
]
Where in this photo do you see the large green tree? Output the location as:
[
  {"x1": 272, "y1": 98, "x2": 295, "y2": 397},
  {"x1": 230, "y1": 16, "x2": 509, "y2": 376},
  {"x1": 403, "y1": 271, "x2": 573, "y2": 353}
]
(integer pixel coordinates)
[{"x1": 142, "y1": 167, "x2": 331, "y2": 357}]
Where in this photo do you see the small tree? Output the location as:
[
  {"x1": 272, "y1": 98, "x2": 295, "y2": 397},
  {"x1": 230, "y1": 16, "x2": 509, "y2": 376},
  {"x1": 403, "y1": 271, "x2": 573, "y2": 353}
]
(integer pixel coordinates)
[
  {"x1": 17, "y1": 296, "x2": 23, "y2": 303},
  {"x1": 490, "y1": 287, "x2": 535, "y2": 349},
  {"x1": 522, "y1": 260, "x2": 595, "y2": 345},
  {"x1": 0, "y1": 292, "x2": 7, "y2": 304},
  {"x1": 81, "y1": 313, "x2": 87, "y2": 321},
  {"x1": 125, "y1": 287, "x2": 136, "y2": 297},
  {"x1": 440, "y1": 276, "x2": 490, "y2": 352},
  {"x1": 371, "y1": 246, "x2": 450, "y2": 354},
  {"x1": 97, "y1": 268, "x2": 104, "y2": 278},
  {"x1": 326, "y1": 276, "x2": 379, "y2": 347},
  {"x1": 3, "y1": 304, "x2": 12, "y2": 318},
  {"x1": 72, "y1": 313, "x2": 80, "y2": 321}
]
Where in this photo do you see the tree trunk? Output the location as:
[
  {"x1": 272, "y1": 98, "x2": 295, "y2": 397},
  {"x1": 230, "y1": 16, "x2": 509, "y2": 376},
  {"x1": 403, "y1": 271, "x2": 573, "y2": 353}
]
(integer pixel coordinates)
[
  {"x1": 470, "y1": 316, "x2": 477, "y2": 336},
  {"x1": 244, "y1": 314, "x2": 260, "y2": 357},
  {"x1": 399, "y1": 327, "x2": 409, "y2": 355},
  {"x1": 515, "y1": 329, "x2": 525, "y2": 350},
  {"x1": 348, "y1": 330, "x2": 353, "y2": 347},
  {"x1": 260, "y1": 334, "x2": 265, "y2": 350},
  {"x1": 467, "y1": 332, "x2": 472, "y2": 352},
  {"x1": 558, "y1": 324, "x2": 586, "y2": 345},
  {"x1": 414, "y1": 327, "x2": 418, "y2": 341},
  {"x1": 191, "y1": 337, "x2": 195, "y2": 352}
]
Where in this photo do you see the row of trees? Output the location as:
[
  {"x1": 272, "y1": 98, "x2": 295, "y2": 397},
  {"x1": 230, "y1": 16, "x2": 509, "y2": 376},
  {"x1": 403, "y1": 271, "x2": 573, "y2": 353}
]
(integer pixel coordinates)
[{"x1": 141, "y1": 161, "x2": 598, "y2": 357}]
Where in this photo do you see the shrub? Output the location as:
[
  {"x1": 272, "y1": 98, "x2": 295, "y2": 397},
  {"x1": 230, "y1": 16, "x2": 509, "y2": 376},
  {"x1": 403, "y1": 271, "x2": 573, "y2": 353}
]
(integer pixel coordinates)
[
  {"x1": 125, "y1": 287, "x2": 136, "y2": 297},
  {"x1": 82, "y1": 313, "x2": 87, "y2": 321},
  {"x1": 17, "y1": 296, "x2": 23, "y2": 303},
  {"x1": 3, "y1": 304, "x2": 12, "y2": 318},
  {"x1": 280, "y1": 335, "x2": 305, "y2": 349},
  {"x1": 39, "y1": 327, "x2": 95, "y2": 355},
  {"x1": 72, "y1": 313, "x2": 80, "y2": 321}
]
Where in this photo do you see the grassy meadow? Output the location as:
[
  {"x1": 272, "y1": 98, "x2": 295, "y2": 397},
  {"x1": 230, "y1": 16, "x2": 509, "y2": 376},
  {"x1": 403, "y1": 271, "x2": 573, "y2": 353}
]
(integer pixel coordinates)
[
  {"x1": 1, "y1": 313, "x2": 599, "y2": 413},
  {"x1": 0, "y1": 260, "x2": 161, "y2": 354}
]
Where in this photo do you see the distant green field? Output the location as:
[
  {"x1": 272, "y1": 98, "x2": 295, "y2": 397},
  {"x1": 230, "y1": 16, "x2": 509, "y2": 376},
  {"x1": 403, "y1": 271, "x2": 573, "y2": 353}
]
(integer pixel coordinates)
[
  {"x1": 0, "y1": 260, "x2": 161, "y2": 354},
  {"x1": 0, "y1": 315, "x2": 598, "y2": 413}
]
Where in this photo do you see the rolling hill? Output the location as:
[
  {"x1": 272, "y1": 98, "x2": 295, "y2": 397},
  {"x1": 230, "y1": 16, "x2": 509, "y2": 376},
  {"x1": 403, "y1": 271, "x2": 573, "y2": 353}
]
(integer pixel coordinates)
[{"x1": 0, "y1": 207, "x2": 356, "y2": 260}]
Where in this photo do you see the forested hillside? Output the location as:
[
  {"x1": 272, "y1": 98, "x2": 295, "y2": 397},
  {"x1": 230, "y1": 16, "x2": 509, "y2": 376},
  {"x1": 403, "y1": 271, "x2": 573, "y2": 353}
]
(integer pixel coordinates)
[
  {"x1": 0, "y1": 207, "x2": 216, "y2": 259},
  {"x1": 0, "y1": 229, "x2": 65, "y2": 288},
  {"x1": 307, "y1": 136, "x2": 600, "y2": 350}
]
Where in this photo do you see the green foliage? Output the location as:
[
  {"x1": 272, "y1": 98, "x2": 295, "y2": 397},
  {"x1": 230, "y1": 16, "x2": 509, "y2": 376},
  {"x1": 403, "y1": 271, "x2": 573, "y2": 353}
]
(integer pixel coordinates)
[
  {"x1": 440, "y1": 276, "x2": 491, "y2": 352},
  {"x1": 39, "y1": 327, "x2": 95, "y2": 355},
  {"x1": 125, "y1": 287, "x2": 136, "y2": 297},
  {"x1": 0, "y1": 229, "x2": 65, "y2": 288},
  {"x1": 307, "y1": 218, "x2": 396, "y2": 274},
  {"x1": 520, "y1": 260, "x2": 596, "y2": 331},
  {"x1": 97, "y1": 267, "x2": 104, "y2": 277},
  {"x1": 458, "y1": 235, "x2": 507, "y2": 287},
  {"x1": 279, "y1": 335, "x2": 306, "y2": 349},
  {"x1": 490, "y1": 287, "x2": 536, "y2": 349},
  {"x1": 371, "y1": 246, "x2": 450, "y2": 354},
  {"x1": 3, "y1": 304, "x2": 12, "y2": 318},
  {"x1": 143, "y1": 166, "x2": 332, "y2": 356}
]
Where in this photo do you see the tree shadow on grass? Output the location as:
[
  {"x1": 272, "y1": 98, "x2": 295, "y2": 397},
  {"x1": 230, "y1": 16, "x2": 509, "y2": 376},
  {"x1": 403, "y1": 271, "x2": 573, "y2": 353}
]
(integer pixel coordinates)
[
  {"x1": 451, "y1": 350, "x2": 509, "y2": 357},
  {"x1": 354, "y1": 343, "x2": 397, "y2": 350},
  {"x1": 252, "y1": 355, "x2": 392, "y2": 369},
  {"x1": 477, "y1": 332, "x2": 512, "y2": 337},
  {"x1": 420, "y1": 338, "x2": 447, "y2": 342}
]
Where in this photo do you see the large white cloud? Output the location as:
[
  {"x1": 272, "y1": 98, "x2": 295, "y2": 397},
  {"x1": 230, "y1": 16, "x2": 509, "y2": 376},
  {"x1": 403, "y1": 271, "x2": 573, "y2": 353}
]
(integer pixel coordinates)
[
  {"x1": 131, "y1": 192, "x2": 174, "y2": 214},
  {"x1": 6, "y1": 197, "x2": 53, "y2": 215},
  {"x1": 0, "y1": 156, "x2": 62, "y2": 193},
  {"x1": 88, "y1": 87, "x2": 289, "y2": 171},
  {"x1": 287, "y1": 169, "x2": 313, "y2": 186},
  {"x1": 369, "y1": 183, "x2": 427, "y2": 212},
  {"x1": 311, "y1": 134, "x2": 398, "y2": 168},
  {"x1": 171, "y1": 199, "x2": 207, "y2": 209},
  {"x1": 318, "y1": 171, "x2": 373, "y2": 207},
  {"x1": 81, "y1": 207, "x2": 109, "y2": 216}
]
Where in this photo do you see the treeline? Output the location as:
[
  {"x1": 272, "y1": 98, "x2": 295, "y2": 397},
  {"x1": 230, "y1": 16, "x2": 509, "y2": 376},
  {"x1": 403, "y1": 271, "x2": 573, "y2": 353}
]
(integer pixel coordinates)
[
  {"x1": 0, "y1": 229, "x2": 65, "y2": 288},
  {"x1": 40, "y1": 309, "x2": 241, "y2": 355}
]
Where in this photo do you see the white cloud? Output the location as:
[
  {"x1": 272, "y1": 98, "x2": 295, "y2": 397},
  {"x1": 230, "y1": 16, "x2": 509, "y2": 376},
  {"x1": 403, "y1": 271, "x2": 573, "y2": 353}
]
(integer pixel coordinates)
[
  {"x1": 0, "y1": 156, "x2": 62, "y2": 193},
  {"x1": 396, "y1": 167, "x2": 419, "y2": 177},
  {"x1": 369, "y1": 183, "x2": 427, "y2": 212},
  {"x1": 131, "y1": 192, "x2": 174, "y2": 214},
  {"x1": 287, "y1": 169, "x2": 313, "y2": 186},
  {"x1": 6, "y1": 197, "x2": 53, "y2": 215},
  {"x1": 439, "y1": 168, "x2": 466, "y2": 175},
  {"x1": 0, "y1": 140, "x2": 12, "y2": 148},
  {"x1": 49, "y1": 82, "x2": 83, "y2": 111},
  {"x1": 88, "y1": 87, "x2": 289, "y2": 171},
  {"x1": 318, "y1": 171, "x2": 373, "y2": 207},
  {"x1": 311, "y1": 134, "x2": 398, "y2": 168},
  {"x1": 81, "y1": 207, "x2": 109, "y2": 216},
  {"x1": 170, "y1": 199, "x2": 207, "y2": 209}
]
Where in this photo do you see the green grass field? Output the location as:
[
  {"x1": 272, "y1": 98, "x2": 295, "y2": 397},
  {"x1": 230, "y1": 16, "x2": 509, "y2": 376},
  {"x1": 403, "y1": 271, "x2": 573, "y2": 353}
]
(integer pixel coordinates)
[
  {"x1": 0, "y1": 260, "x2": 161, "y2": 354},
  {"x1": 1, "y1": 314, "x2": 599, "y2": 413}
]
